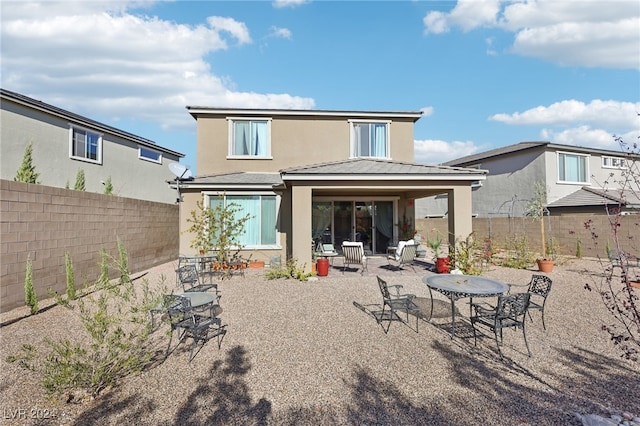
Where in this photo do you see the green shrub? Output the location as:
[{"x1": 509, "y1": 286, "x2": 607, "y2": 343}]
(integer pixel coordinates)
[
  {"x1": 65, "y1": 252, "x2": 76, "y2": 300},
  {"x1": 8, "y1": 243, "x2": 167, "y2": 400},
  {"x1": 498, "y1": 234, "x2": 534, "y2": 269},
  {"x1": 265, "y1": 257, "x2": 314, "y2": 281},
  {"x1": 15, "y1": 142, "x2": 40, "y2": 184},
  {"x1": 24, "y1": 256, "x2": 38, "y2": 314}
]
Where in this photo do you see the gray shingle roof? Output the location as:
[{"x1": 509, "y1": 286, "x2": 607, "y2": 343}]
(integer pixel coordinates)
[
  {"x1": 280, "y1": 158, "x2": 485, "y2": 177},
  {"x1": 444, "y1": 141, "x2": 640, "y2": 167},
  {"x1": 547, "y1": 186, "x2": 640, "y2": 208},
  {"x1": 189, "y1": 172, "x2": 282, "y2": 186}
]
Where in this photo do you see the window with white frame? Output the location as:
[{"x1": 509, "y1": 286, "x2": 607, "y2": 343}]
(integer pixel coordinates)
[
  {"x1": 602, "y1": 156, "x2": 626, "y2": 169},
  {"x1": 209, "y1": 193, "x2": 278, "y2": 247},
  {"x1": 350, "y1": 121, "x2": 390, "y2": 159},
  {"x1": 228, "y1": 118, "x2": 271, "y2": 157},
  {"x1": 139, "y1": 146, "x2": 162, "y2": 163},
  {"x1": 558, "y1": 152, "x2": 589, "y2": 183},
  {"x1": 70, "y1": 126, "x2": 102, "y2": 163}
]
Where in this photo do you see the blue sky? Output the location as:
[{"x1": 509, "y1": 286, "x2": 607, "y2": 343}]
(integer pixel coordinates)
[{"x1": 2, "y1": 0, "x2": 638, "y2": 174}]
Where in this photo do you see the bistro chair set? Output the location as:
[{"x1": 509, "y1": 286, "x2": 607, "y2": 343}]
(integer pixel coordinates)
[
  {"x1": 373, "y1": 272, "x2": 553, "y2": 360},
  {"x1": 155, "y1": 255, "x2": 227, "y2": 362}
]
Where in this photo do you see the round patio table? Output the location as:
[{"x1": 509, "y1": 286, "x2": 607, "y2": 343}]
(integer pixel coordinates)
[{"x1": 423, "y1": 274, "x2": 508, "y2": 338}]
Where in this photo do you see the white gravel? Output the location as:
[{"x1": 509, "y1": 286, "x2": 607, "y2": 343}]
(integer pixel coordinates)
[{"x1": 1, "y1": 256, "x2": 639, "y2": 425}]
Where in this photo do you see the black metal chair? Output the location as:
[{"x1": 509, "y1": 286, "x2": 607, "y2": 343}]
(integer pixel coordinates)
[
  {"x1": 387, "y1": 243, "x2": 419, "y2": 272},
  {"x1": 164, "y1": 294, "x2": 226, "y2": 362},
  {"x1": 526, "y1": 275, "x2": 553, "y2": 330},
  {"x1": 471, "y1": 292, "x2": 531, "y2": 358},
  {"x1": 176, "y1": 263, "x2": 218, "y2": 294},
  {"x1": 376, "y1": 276, "x2": 419, "y2": 333}
]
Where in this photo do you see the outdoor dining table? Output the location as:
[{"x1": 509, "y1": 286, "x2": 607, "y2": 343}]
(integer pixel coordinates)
[
  {"x1": 423, "y1": 274, "x2": 509, "y2": 338},
  {"x1": 178, "y1": 291, "x2": 216, "y2": 309}
]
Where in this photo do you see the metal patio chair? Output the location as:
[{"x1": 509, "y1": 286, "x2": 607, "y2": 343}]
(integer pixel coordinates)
[
  {"x1": 164, "y1": 294, "x2": 226, "y2": 362},
  {"x1": 176, "y1": 263, "x2": 218, "y2": 294},
  {"x1": 376, "y1": 276, "x2": 419, "y2": 333},
  {"x1": 471, "y1": 292, "x2": 531, "y2": 358}
]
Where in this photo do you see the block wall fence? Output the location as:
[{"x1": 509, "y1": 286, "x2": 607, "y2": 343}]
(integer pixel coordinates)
[
  {"x1": 1, "y1": 179, "x2": 179, "y2": 313},
  {"x1": 417, "y1": 215, "x2": 639, "y2": 259}
]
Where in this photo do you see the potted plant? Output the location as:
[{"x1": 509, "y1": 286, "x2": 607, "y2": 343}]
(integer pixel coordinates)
[
  {"x1": 526, "y1": 181, "x2": 554, "y2": 272},
  {"x1": 427, "y1": 229, "x2": 450, "y2": 273}
]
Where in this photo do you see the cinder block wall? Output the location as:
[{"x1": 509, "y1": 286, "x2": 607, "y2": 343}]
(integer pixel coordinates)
[
  {"x1": 417, "y1": 215, "x2": 639, "y2": 259},
  {"x1": 1, "y1": 179, "x2": 179, "y2": 313}
]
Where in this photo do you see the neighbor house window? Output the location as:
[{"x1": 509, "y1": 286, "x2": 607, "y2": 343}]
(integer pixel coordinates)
[
  {"x1": 209, "y1": 193, "x2": 278, "y2": 248},
  {"x1": 228, "y1": 118, "x2": 271, "y2": 157},
  {"x1": 139, "y1": 146, "x2": 162, "y2": 163},
  {"x1": 70, "y1": 126, "x2": 102, "y2": 163},
  {"x1": 558, "y1": 152, "x2": 589, "y2": 183},
  {"x1": 350, "y1": 121, "x2": 390, "y2": 159},
  {"x1": 602, "y1": 156, "x2": 626, "y2": 169}
]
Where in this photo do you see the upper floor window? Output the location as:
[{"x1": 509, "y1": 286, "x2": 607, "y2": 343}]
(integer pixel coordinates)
[
  {"x1": 602, "y1": 156, "x2": 626, "y2": 169},
  {"x1": 558, "y1": 152, "x2": 589, "y2": 183},
  {"x1": 228, "y1": 118, "x2": 271, "y2": 158},
  {"x1": 70, "y1": 126, "x2": 102, "y2": 163},
  {"x1": 139, "y1": 146, "x2": 162, "y2": 164},
  {"x1": 350, "y1": 121, "x2": 390, "y2": 159}
]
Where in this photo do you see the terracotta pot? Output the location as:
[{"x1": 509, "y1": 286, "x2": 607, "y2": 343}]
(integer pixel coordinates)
[
  {"x1": 249, "y1": 260, "x2": 265, "y2": 269},
  {"x1": 311, "y1": 262, "x2": 317, "y2": 273},
  {"x1": 629, "y1": 281, "x2": 640, "y2": 289},
  {"x1": 436, "y1": 257, "x2": 450, "y2": 274},
  {"x1": 537, "y1": 259, "x2": 554, "y2": 273}
]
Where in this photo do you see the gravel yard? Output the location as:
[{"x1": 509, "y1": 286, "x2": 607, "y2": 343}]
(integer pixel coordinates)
[{"x1": 1, "y1": 256, "x2": 639, "y2": 425}]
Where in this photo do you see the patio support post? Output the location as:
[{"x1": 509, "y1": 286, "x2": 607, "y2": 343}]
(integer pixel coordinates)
[
  {"x1": 447, "y1": 185, "x2": 473, "y2": 248},
  {"x1": 291, "y1": 185, "x2": 313, "y2": 272}
]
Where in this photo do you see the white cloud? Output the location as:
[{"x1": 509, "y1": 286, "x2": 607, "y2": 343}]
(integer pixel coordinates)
[
  {"x1": 206, "y1": 16, "x2": 252, "y2": 45},
  {"x1": 0, "y1": 1, "x2": 314, "y2": 132},
  {"x1": 414, "y1": 139, "x2": 481, "y2": 164},
  {"x1": 424, "y1": 0, "x2": 500, "y2": 34},
  {"x1": 541, "y1": 126, "x2": 639, "y2": 151},
  {"x1": 269, "y1": 26, "x2": 292, "y2": 39},
  {"x1": 423, "y1": 0, "x2": 640, "y2": 69},
  {"x1": 490, "y1": 100, "x2": 640, "y2": 131},
  {"x1": 272, "y1": 0, "x2": 309, "y2": 9}
]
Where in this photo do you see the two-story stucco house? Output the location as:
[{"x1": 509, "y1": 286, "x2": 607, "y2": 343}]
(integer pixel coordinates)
[
  {"x1": 1, "y1": 89, "x2": 184, "y2": 203},
  {"x1": 177, "y1": 107, "x2": 487, "y2": 270},
  {"x1": 415, "y1": 141, "x2": 640, "y2": 219}
]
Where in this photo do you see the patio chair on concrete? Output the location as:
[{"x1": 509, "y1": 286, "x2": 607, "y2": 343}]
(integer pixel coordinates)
[
  {"x1": 341, "y1": 241, "x2": 368, "y2": 274},
  {"x1": 165, "y1": 294, "x2": 226, "y2": 362},
  {"x1": 471, "y1": 292, "x2": 531, "y2": 358},
  {"x1": 376, "y1": 276, "x2": 419, "y2": 333},
  {"x1": 387, "y1": 242, "x2": 419, "y2": 272}
]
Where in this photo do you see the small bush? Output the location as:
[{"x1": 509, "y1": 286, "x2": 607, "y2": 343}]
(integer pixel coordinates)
[
  {"x1": 24, "y1": 256, "x2": 38, "y2": 314},
  {"x1": 9, "y1": 242, "x2": 167, "y2": 400},
  {"x1": 65, "y1": 252, "x2": 76, "y2": 300},
  {"x1": 265, "y1": 257, "x2": 314, "y2": 281}
]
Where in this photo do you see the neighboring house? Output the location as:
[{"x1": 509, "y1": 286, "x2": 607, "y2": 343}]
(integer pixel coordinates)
[
  {"x1": 1, "y1": 89, "x2": 184, "y2": 203},
  {"x1": 177, "y1": 107, "x2": 486, "y2": 269},
  {"x1": 415, "y1": 141, "x2": 640, "y2": 219}
]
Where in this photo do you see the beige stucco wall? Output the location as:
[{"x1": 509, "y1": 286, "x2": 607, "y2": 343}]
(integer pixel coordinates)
[
  {"x1": 195, "y1": 114, "x2": 417, "y2": 176},
  {"x1": 0, "y1": 180, "x2": 179, "y2": 313},
  {"x1": 1, "y1": 99, "x2": 181, "y2": 204}
]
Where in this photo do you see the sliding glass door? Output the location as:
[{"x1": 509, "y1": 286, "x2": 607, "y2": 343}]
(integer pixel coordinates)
[{"x1": 312, "y1": 199, "x2": 395, "y2": 254}]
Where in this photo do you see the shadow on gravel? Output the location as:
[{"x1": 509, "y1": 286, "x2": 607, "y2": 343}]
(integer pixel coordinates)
[
  {"x1": 174, "y1": 345, "x2": 272, "y2": 425},
  {"x1": 424, "y1": 340, "x2": 639, "y2": 424}
]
